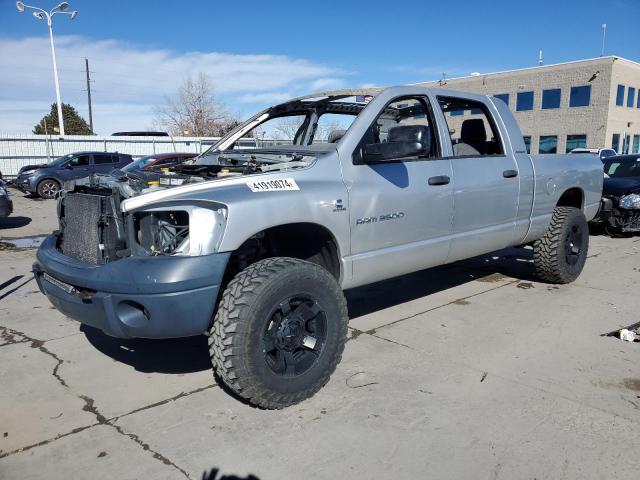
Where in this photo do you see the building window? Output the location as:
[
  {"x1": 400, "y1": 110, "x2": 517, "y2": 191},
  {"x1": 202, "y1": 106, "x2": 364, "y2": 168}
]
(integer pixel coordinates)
[
  {"x1": 637, "y1": 91, "x2": 640, "y2": 108},
  {"x1": 566, "y1": 134, "x2": 587, "y2": 153},
  {"x1": 542, "y1": 89, "x2": 561, "y2": 109},
  {"x1": 632, "y1": 135, "x2": 640, "y2": 154},
  {"x1": 523, "y1": 135, "x2": 531, "y2": 154},
  {"x1": 539, "y1": 135, "x2": 558, "y2": 154},
  {"x1": 450, "y1": 109, "x2": 465, "y2": 116},
  {"x1": 612, "y1": 133, "x2": 620, "y2": 152},
  {"x1": 569, "y1": 85, "x2": 591, "y2": 107},
  {"x1": 623, "y1": 134, "x2": 631, "y2": 154},
  {"x1": 627, "y1": 87, "x2": 636, "y2": 108},
  {"x1": 616, "y1": 85, "x2": 625, "y2": 106},
  {"x1": 516, "y1": 91, "x2": 534, "y2": 111},
  {"x1": 493, "y1": 93, "x2": 509, "y2": 106}
]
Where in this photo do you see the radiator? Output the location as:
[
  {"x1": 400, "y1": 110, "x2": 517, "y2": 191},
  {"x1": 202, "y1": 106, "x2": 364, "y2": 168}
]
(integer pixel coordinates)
[{"x1": 61, "y1": 193, "x2": 103, "y2": 265}]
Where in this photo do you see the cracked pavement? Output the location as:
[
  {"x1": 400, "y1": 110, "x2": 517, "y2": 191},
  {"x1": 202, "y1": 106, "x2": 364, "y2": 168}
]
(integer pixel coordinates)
[{"x1": 1, "y1": 197, "x2": 640, "y2": 479}]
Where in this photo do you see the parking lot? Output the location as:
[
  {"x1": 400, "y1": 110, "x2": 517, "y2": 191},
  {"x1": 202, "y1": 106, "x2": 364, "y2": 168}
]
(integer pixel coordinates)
[{"x1": 1, "y1": 189, "x2": 639, "y2": 479}]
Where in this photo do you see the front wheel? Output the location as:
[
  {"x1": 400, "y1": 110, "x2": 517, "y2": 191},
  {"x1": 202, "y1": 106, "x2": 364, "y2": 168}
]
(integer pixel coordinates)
[
  {"x1": 533, "y1": 206, "x2": 589, "y2": 284},
  {"x1": 208, "y1": 257, "x2": 348, "y2": 409},
  {"x1": 36, "y1": 179, "x2": 61, "y2": 199}
]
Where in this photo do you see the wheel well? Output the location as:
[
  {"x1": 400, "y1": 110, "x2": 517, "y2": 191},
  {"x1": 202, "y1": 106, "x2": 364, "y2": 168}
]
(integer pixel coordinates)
[
  {"x1": 225, "y1": 223, "x2": 341, "y2": 284},
  {"x1": 557, "y1": 187, "x2": 583, "y2": 210}
]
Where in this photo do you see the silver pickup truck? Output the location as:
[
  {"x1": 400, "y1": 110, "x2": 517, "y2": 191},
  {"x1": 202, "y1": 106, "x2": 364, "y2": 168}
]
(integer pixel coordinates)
[{"x1": 34, "y1": 86, "x2": 603, "y2": 408}]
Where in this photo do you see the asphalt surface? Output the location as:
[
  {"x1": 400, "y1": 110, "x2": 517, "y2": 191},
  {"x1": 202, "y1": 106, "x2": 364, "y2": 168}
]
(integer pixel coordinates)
[{"x1": 1, "y1": 191, "x2": 640, "y2": 479}]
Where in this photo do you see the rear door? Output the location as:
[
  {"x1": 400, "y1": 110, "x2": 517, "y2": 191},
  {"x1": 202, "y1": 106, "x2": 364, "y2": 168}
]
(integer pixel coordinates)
[
  {"x1": 434, "y1": 95, "x2": 520, "y2": 262},
  {"x1": 343, "y1": 94, "x2": 454, "y2": 285}
]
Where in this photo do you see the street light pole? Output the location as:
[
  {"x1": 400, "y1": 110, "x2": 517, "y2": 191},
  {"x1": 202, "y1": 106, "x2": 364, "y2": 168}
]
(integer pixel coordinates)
[
  {"x1": 16, "y1": 2, "x2": 78, "y2": 136},
  {"x1": 601, "y1": 23, "x2": 607, "y2": 57},
  {"x1": 46, "y1": 13, "x2": 65, "y2": 135}
]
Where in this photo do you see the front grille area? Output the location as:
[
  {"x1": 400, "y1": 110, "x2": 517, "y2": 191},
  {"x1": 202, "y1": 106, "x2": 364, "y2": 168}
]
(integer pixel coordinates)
[
  {"x1": 60, "y1": 191, "x2": 126, "y2": 265},
  {"x1": 61, "y1": 193, "x2": 103, "y2": 264}
]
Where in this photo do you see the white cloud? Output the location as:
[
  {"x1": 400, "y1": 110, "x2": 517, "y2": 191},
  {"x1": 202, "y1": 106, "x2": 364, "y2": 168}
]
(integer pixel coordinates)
[
  {"x1": 0, "y1": 36, "x2": 349, "y2": 134},
  {"x1": 308, "y1": 77, "x2": 346, "y2": 91},
  {"x1": 237, "y1": 92, "x2": 293, "y2": 104}
]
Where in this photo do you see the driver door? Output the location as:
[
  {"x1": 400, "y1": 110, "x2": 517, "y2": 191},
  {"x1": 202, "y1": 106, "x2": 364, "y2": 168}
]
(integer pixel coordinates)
[
  {"x1": 58, "y1": 154, "x2": 91, "y2": 181},
  {"x1": 345, "y1": 95, "x2": 454, "y2": 286}
]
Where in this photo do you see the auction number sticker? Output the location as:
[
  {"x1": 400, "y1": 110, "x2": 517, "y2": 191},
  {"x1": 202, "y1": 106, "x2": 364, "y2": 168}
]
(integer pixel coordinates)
[{"x1": 247, "y1": 178, "x2": 300, "y2": 192}]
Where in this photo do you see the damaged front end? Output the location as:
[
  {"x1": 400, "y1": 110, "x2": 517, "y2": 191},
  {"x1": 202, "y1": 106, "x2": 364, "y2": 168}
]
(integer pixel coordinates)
[
  {"x1": 598, "y1": 193, "x2": 640, "y2": 233},
  {"x1": 33, "y1": 166, "x2": 235, "y2": 339},
  {"x1": 56, "y1": 169, "x2": 231, "y2": 265}
]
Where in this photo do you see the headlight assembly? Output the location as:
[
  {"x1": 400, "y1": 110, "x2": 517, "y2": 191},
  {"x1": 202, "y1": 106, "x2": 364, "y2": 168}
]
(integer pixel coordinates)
[
  {"x1": 618, "y1": 193, "x2": 640, "y2": 210},
  {"x1": 130, "y1": 204, "x2": 227, "y2": 257}
]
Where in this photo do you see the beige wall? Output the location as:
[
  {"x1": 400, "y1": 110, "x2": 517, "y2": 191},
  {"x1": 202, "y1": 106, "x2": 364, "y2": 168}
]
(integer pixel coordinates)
[
  {"x1": 606, "y1": 58, "x2": 640, "y2": 153},
  {"x1": 417, "y1": 57, "x2": 640, "y2": 154}
]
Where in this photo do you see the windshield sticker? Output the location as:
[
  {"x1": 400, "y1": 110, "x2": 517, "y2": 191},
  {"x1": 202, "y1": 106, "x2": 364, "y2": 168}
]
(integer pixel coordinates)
[{"x1": 247, "y1": 178, "x2": 300, "y2": 192}]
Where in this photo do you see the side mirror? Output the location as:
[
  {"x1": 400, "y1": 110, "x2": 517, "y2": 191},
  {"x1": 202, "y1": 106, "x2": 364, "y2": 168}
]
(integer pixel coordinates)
[{"x1": 363, "y1": 125, "x2": 431, "y2": 163}]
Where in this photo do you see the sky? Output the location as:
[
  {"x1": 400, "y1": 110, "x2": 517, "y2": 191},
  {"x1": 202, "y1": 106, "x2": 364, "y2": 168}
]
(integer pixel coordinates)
[{"x1": 0, "y1": 0, "x2": 638, "y2": 135}]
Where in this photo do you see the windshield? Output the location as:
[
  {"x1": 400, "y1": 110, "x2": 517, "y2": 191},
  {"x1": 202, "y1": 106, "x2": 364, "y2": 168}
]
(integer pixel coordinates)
[
  {"x1": 49, "y1": 154, "x2": 74, "y2": 167},
  {"x1": 604, "y1": 159, "x2": 640, "y2": 179},
  {"x1": 122, "y1": 156, "x2": 156, "y2": 172},
  {"x1": 196, "y1": 92, "x2": 378, "y2": 164}
]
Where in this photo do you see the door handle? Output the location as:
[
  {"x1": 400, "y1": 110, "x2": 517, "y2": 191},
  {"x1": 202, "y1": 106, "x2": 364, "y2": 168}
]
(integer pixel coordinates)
[
  {"x1": 503, "y1": 169, "x2": 518, "y2": 178},
  {"x1": 428, "y1": 175, "x2": 450, "y2": 186}
]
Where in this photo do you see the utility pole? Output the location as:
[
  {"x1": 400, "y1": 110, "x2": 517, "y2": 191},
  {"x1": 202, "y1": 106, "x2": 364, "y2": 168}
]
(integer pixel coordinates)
[{"x1": 84, "y1": 58, "x2": 93, "y2": 133}]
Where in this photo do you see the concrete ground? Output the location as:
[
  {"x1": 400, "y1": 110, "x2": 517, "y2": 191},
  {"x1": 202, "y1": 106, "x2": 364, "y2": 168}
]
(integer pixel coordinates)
[
  {"x1": 0, "y1": 187, "x2": 57, "y2": 240},
  {"x1": 1, "y1": 192, "x2": 640, "y2": 479}
]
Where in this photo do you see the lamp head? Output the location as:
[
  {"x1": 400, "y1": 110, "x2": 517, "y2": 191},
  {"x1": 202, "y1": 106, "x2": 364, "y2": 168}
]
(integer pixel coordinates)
[
  {"x1": 57, "y1": 2, "x2": 69, "y2": 11},
  {"x1": 33, "y1": 11, "x2": 45, "y2": 20},
  {"x1": 70, "y1": 10, "x2": 77, "y2": 19},
  {"x1": 16, "y1": 1, "x2": 25, "y2": 12}
]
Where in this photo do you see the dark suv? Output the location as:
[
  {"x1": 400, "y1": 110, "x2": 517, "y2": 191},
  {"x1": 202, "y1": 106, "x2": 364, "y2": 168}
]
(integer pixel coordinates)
[{"x1": 16, "y1": 152, "x2": 133, "y2": 199}]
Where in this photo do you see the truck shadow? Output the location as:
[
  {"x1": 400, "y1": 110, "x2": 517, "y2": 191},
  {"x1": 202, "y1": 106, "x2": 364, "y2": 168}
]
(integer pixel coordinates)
[
  {"x1": 346, "y1": 246, "x2": 535, "y2": 318},
  {"x1": 80, "y1": 247, "x2": 534, "y2": 374},
  {"x1": 81, "y1": 324, "x2": 212, "y2": 374}
]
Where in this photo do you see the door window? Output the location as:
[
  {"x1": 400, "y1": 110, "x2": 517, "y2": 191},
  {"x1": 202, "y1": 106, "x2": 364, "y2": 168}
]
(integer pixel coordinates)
[
  {"x1": 353, "y1": 96, "x2": 439, "y2": 164},
  {"x1": 93, "y1": 154, "x2": 118, "y2": 164},
  {"x1": 69, "y1": 155, "x2": 90, "y2": 167},
  {"x1": 437, "y1": 96, "x2": 504, "y2": 157}
]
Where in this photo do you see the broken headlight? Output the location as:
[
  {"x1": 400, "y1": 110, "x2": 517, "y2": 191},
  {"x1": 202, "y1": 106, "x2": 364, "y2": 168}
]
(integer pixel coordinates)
[
  {"x1": 619, "y1": 193, "x2": 640, "y2": 210},
  {"x1": 130, "y1": 204, "x2": 227, "y2": 256}
]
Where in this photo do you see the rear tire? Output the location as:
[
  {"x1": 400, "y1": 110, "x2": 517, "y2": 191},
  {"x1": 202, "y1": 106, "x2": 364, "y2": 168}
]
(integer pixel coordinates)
[
  {"x1": 208, "y1": 257, "x2": 348, "y2": 409},
  {"x1": 533, "y1": 206, "x2": 588, "y2": 284},
  {"x1": 36, "y1": 179, "x2": 61, "y2": 199}
]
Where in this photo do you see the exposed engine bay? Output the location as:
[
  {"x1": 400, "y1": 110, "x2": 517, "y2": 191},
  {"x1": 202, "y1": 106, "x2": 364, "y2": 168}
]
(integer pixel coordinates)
[{"x1": 57, "y1": 151, "x2": 314, "y2": 265}]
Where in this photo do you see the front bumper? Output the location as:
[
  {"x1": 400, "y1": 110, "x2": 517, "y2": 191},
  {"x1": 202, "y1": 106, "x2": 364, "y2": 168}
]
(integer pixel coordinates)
[
  {"x1": 33, "y1": 234, "x2": 230, "y2": 339},
  {"x1": 0, "y1": 197, "x2": 12, "y2": 218},
  {"x1": 14, "y1": 173, "x2": 37, "y2": 193},
  {"x1": 595, "y1": 197, "x2": 640, "y2": 232}
]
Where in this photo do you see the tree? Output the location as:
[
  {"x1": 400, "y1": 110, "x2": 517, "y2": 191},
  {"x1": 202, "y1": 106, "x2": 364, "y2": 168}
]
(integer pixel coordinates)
[
  {"x1": 33, "y1": 103, "x2": 93, "y2": 135},
  {"x1": 153, "y1": 73, "x2": 238, "y2": 137}
]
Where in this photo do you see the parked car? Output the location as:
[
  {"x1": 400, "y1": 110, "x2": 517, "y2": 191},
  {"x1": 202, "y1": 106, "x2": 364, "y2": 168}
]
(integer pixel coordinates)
[
  {"x1": 0, "y1": 179, "x2": 13, "y2": 218},
  {"x1": 15, "y1": 152, "x2": 133, "y2": 199},
  {"x1": 119, "y1": 153, "x2": 198, "y2": 173},
  {"x1": 569, "y1": 148, "x2": 617, "y2": 160},
  {"x1": 34, "y1": 86, "x2": 603, "y2": 408},
  {"x1": 593, "y1": 154, "x2": 640, "y2": 235},
  {"x1": 111, "y1": 131, "x2": 169, "y2": 137}
]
